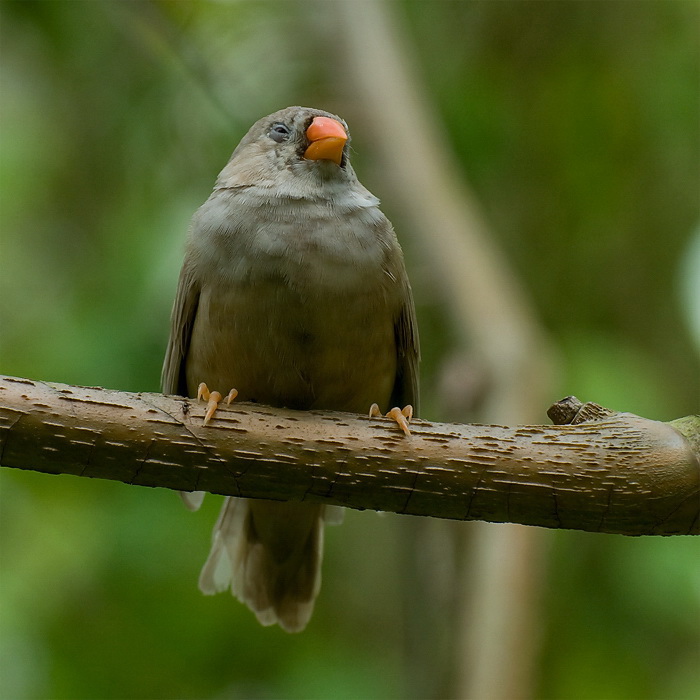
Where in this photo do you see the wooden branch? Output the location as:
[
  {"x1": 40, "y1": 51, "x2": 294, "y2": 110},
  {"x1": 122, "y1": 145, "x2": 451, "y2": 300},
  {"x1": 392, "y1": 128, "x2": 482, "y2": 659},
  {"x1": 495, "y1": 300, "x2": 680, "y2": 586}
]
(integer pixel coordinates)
[{"x1": 1, "y1": 375, "x2": 698, "y2": 535}]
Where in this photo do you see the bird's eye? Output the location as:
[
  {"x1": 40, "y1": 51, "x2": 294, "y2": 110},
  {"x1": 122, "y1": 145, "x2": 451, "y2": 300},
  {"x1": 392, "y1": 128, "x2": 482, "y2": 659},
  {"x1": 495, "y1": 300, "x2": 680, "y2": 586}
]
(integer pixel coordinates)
[{"x1": 269, "y1": 123, "x2": 291, "y2": 143}]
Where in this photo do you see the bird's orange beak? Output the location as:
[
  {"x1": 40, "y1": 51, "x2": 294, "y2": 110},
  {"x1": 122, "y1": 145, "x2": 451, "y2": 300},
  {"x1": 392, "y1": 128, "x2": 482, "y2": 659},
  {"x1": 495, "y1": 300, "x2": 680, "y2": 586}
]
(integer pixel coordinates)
[{"x1": 304, "y1": 117, "x2": 348, "y2": 165}]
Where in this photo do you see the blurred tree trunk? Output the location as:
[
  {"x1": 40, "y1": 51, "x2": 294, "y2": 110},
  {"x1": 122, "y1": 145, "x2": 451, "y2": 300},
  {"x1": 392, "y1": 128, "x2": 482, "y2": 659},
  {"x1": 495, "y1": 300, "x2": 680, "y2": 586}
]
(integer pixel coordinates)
[{"x1": 333, "y1": 1, "x2": 556, "y2": 698}]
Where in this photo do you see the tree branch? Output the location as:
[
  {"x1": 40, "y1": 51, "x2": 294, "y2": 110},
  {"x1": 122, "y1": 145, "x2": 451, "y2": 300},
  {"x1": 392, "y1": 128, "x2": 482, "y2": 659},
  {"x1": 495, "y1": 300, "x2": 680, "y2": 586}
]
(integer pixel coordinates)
[{"x1": 1, "y1": 375, "x2": 698, "y2": 535}]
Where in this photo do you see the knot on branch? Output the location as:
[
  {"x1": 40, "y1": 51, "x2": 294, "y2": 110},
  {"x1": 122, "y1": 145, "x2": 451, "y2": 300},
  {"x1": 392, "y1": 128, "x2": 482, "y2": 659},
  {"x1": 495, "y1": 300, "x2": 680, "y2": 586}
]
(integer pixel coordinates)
[{"x1": 547, "y1": 396, "x2": 616, "y2": 426}]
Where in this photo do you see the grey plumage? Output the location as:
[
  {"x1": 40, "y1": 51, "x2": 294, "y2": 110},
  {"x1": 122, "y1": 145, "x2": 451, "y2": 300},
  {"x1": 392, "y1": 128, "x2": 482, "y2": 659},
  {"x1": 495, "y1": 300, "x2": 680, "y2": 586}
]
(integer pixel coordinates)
[{"x1": 162, "y1": 106, "x2": 419, "y2": 632}]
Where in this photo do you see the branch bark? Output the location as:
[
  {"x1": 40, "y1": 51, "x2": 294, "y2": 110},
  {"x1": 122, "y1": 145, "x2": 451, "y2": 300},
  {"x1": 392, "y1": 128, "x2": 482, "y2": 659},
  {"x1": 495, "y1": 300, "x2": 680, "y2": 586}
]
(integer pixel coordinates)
[{"x1": 1, "y1": 375, "x2": 697, "y2": 536}]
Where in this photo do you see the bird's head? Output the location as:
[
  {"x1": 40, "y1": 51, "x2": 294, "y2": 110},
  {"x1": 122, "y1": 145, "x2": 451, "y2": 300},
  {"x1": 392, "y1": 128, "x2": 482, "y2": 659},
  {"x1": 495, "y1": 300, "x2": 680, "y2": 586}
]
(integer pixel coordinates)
[{"x1": 215, "y1": 106, "x2": 357, "y2": 195}]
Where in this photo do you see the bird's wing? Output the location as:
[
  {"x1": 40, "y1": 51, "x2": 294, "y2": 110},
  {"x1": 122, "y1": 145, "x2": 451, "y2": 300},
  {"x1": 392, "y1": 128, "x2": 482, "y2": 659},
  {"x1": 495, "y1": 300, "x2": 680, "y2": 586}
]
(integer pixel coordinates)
[
  {"x1": 161, "y1": 262, "x2": 200, "y2": 396},
  {"x1": 391, "y1": 280, "x2": 421, "y2": 414}
]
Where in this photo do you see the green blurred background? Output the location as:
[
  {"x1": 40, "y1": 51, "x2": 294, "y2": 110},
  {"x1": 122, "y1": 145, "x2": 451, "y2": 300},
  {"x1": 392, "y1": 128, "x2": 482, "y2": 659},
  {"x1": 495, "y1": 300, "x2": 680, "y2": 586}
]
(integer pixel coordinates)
[{"x1": 1, "y1": 1, "x2": 698, "y2": 699}]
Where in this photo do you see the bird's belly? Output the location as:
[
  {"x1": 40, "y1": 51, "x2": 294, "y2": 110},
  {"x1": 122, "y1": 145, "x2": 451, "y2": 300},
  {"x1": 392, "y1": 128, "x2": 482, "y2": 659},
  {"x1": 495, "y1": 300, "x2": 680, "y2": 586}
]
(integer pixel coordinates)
[{"x1": 185, "y1": 278, "x2": 398, "y2": 414}]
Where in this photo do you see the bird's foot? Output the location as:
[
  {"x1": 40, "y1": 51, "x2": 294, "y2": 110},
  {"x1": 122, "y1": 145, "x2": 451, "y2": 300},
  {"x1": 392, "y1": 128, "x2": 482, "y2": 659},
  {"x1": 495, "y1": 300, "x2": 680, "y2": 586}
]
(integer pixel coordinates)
[
  {"x1": 369, "y1": 403, "x2": 413, "y2": 436},
  {"x1": 197, "y1": 383, "x2": 238, "y2": 425}
]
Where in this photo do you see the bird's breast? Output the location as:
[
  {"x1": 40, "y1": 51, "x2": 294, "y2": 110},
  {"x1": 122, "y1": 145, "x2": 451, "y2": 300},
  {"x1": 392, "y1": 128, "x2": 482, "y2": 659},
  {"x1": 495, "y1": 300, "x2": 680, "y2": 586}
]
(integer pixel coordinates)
[{"x1": 185, "y1": 198, "x2": 403, "y2": 413}]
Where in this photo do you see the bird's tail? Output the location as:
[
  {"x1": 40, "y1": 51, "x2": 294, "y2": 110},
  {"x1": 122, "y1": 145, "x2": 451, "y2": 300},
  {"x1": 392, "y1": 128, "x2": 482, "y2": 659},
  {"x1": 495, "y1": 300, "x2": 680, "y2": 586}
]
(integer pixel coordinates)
[{"x1": 198, "y1": 497, "x2": 341, "y2": 632}]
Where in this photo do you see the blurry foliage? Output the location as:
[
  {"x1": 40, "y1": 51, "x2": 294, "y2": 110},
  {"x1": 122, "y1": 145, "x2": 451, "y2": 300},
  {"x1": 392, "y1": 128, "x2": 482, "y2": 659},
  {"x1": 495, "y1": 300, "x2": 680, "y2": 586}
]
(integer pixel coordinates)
[
  {"x1": 402, "y1": 0, "x2": 699, "y2": 420},
  {"x1": 0, "y1": 1, "x2": 698, "y2": 699}
]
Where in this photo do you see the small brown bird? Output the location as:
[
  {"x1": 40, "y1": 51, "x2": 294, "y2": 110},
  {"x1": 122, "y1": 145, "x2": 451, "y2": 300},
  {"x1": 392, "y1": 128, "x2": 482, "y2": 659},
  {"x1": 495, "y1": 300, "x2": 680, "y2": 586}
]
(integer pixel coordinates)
[{"x1": 162, "y1": 106, "x2": 419, "y2": 632}]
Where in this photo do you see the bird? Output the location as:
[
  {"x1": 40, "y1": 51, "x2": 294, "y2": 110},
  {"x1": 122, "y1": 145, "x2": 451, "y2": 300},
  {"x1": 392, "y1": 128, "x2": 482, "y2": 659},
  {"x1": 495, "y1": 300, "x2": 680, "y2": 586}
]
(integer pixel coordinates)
[{"x1": 161, "y1": 106, "x2": 419, "y2": 633}]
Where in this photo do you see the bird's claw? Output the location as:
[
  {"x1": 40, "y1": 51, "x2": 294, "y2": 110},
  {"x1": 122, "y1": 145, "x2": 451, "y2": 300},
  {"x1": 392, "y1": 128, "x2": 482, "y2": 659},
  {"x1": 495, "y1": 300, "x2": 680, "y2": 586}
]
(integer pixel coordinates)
[
  {"x1": 369, "y1": 403, "x2": 413, "y2": 436},
  {"x1": 197, "y1": 383, "x2": 238, "y2": 425}
]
